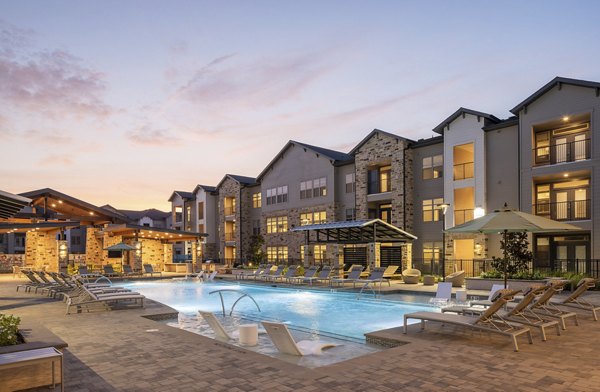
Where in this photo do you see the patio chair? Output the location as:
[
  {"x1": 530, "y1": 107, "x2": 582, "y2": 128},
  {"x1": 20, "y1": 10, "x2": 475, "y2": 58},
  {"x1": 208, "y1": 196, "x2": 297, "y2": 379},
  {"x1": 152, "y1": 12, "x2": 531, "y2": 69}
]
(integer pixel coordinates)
[
  {"x1": 445, "y1": 270, "x2": 465, "y2": 287},
  {"x1": 261, "y1": 265, "x2": 285, "y2": 281},
  {"x1": 550, "y1": 278, "x2": 599, "y2": 321},
  {"x1": 199, "y1": 311, "x2": 234, "y2": 340},
  {"x1": 251, "y1": 264, "x2": 274, "y2": 280},
  {"x1": 17, "y1": 270, "x2": 53, "y2": 293},
  {"x1": 273, "y1": 265, "x2": 298, "y2": 282},
  {"x1": 287, "y1": 265, "x2": 318, "y2": 285},
  {"x1": 470, "y1": 284, "x2": 507, "y2": 307},
  {"x1": 402, "y1": 268, "x2": 421, "y2": 284},
  {"x1": 382, "y1": 265, "x2": 402, "y2": 279},
  {"x1": 529, "y1": 280, "x2": 579, "y2": 330},
  {"x1": 404, "y1": 290, "x2": 534, "y2": 352},
  {"x1": 352, "y1": 267, "x2": 390, "y2": 289},
  {"x1": 429, "y1": 282, "x2": 453, "y2": 306},
  {"x1": 122, "y1": 264, "x2": 141, "y2": 276},
  {"x1": 236, "y1": 264, "x2": 265, "y2": 280},
  {"x1": 103, "y1": 265, "x2": 122, "y2": 277},
  {"x1": 330, "y1": 266, "x2": 363, "y2": 287},
  {"x1": 302, "y1": 266, "x2": 333, "y2": 285},
  {"x1": 65, "y1": 286, "x2": 145, "y2": 314},
  {"x1": 204, "y1": 271, "x2": 217, "y2": 281},
  {"x1": 261, "y1": 321, "x2": 336, "y2": 356},
  {"x1": 78, "y1": 265, "x2": 89, "y2": 275},
  {"x1": 143, "y1": 264, "x2": 162, "y2": 277}
]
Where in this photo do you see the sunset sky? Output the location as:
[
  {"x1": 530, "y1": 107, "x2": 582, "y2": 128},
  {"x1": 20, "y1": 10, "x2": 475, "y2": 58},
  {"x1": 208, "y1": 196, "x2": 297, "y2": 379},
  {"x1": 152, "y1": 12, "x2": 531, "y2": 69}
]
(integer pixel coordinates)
[{"x1": 2, "y1": 0, "x2": 600, "y2": 211}]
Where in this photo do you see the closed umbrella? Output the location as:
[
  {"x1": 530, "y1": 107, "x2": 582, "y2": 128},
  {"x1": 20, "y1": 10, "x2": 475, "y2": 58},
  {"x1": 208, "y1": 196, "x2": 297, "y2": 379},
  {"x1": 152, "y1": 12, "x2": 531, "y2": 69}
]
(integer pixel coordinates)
[
  {"x1": 445, "y1": 206, "x2": 580, "y2": 287},
  {"x1": 104, "y1": 242, "x2": 136, "y2": 271}
]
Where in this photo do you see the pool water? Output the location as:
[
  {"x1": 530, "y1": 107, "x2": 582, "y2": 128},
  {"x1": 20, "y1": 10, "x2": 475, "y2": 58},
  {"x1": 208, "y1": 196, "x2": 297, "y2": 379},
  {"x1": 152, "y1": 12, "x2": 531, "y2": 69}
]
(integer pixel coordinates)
[{"x1": 125, "y1": 280, "x2": 438, "y2": 340}]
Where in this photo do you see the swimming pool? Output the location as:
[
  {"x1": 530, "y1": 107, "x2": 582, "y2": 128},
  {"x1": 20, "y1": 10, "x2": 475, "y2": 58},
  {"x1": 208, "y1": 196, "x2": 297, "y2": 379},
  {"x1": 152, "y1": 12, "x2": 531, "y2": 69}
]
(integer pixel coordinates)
[{"x1": 124, "y1": 280, "x2": 438, "y2": 340}]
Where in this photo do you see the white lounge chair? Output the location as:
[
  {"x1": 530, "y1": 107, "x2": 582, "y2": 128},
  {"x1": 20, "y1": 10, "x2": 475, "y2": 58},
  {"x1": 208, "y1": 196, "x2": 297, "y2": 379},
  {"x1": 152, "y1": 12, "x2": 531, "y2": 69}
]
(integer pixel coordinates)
[
  {"x1": 199, "y1": 311, "x2": 234, "y2": 340},
  {"x1": 470, "y1": 284, "x2": 507, "y2": 307},
  {"x1": 261, "y1": 321, "x2": 336, "y2": 356},
  {"x1": 204, "y1": 271, "x2": 217, "y2": 281},
  {"x1": 430, "y1": 282, "x2": 452, "y2": 306}
]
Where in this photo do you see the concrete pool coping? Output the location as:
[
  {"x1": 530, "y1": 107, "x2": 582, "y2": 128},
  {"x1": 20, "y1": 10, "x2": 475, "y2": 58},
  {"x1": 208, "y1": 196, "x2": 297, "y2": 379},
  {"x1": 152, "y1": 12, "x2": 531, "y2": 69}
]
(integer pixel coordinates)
[{"x1": 3, "y1": 274, "x2": 600, "y2": 391}]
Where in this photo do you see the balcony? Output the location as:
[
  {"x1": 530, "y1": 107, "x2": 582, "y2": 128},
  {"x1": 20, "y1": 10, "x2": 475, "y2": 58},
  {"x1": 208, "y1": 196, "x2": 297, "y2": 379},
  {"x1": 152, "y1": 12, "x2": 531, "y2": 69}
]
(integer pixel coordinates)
[
  {"x1": 534, "y1": 199, "x2": 591, "y2": 221},
  {"x1": 453, "y1": 162, "x2": 474, "y2": 180},
  {"x1": 367, "y1": 179, "x2": 392, "y2": 195},
  {"x1": 224, "y1": 232, "x2": 235, "y2": 242},
  {"x1": 454, "y1": 209, "x2": 474, "y2": 225},
  {"x1": 174, "y1": 212, "x2": 182, "y2": 223},
  {"x1": 533, "y1": 138, "x2": 590, "y2": 166}
]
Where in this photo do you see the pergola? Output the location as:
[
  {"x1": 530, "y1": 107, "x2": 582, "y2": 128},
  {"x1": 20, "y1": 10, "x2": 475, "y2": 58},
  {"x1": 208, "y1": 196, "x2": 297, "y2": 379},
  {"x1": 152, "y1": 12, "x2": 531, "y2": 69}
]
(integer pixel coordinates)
[
  {"x1": 0, "y1": 190, "x2": 31, "y2": 220},
  {"x1": 290, "y1": 219, "x2": 417, "y2": 244},
  {"x1": 102, "y1": 224, "x2": 207, "y2": 243}
]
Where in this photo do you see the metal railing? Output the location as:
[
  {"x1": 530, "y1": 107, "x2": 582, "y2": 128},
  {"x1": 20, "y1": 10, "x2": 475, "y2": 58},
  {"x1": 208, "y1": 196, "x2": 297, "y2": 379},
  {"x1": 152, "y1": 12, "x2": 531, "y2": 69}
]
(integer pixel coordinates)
[
  {"x1": 412, "y1": 258, "x2": 600, "y2": 279},
  {"x1": 367, "y1": 178, "x2": 392, "y2": 194},
  {"x1": 533, "y1": 138, "x2": 590, "y2": 166},
  {"x1": 533, "y1": 199, "x2": 590, "y2": 221},
  {"x1": 454, "y1": 209, "x2": 474, "y2": 225},
  {"x1": 224, "y1": 206, "x2": 235, "y2": 216},
  {"x1": 224, "y1": 232, "x2": 235, "y2": 241},
  {"x1": 453, "y1": 162, "x2": 474, "y2": 180}
]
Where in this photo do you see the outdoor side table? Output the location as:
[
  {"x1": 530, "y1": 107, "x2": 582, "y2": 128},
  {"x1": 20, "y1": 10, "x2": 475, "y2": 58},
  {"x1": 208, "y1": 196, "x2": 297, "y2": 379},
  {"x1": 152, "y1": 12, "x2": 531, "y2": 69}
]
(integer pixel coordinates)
[
  {"x1": 239, "y1": 324, "x2": 258, "y2": 346},
  {"x1": 423, "y1": 275, "x2": 436, "y2": 285}
]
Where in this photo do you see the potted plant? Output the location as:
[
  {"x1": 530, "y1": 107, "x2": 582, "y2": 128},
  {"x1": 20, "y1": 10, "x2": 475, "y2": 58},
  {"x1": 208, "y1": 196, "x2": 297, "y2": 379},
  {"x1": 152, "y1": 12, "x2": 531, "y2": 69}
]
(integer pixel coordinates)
[{"x1": 0, "y1": 314, "x2": 22, "y2": 346}]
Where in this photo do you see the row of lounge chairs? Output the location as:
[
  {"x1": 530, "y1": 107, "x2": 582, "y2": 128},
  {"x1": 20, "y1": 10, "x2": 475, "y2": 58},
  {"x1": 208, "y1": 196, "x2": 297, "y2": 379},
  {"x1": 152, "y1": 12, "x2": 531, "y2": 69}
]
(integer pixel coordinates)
[
  {"x1": 405, "y1": 278, "x2": 598, "y2": 351},
  {"x1": 237, "y1": 264, "x2": 397, "y2": 288},
  {"x1": 16, "y1": 269, "x2": 145, "y2": 314},
  {"x1": 76, "y1": 264, "x2": 162, "y2": 278}
]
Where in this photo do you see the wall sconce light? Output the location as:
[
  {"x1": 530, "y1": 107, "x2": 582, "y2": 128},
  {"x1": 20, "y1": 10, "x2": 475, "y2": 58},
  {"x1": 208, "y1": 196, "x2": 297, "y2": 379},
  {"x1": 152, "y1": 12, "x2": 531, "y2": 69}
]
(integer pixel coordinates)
[
  {"x1": 474, "y1": 243, "x2": 482, "y2": 256},
  {"x1": 474, "y1": 207, "x2": 485, "y2": 219}
]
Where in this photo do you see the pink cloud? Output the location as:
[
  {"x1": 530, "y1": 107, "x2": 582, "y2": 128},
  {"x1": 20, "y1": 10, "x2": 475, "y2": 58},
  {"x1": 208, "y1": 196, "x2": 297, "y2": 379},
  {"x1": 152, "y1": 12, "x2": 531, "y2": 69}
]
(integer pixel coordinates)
[
  {"x1": 127, "y1": 125, "x2": 181, "y2": 146},
  {"x1": 38, "y1": 154, "x2": 74, "y2": 166}
]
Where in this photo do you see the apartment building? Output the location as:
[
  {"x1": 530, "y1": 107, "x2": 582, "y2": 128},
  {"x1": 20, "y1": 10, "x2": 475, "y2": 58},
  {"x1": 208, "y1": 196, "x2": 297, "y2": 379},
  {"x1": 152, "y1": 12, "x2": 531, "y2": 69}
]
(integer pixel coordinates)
[
  {"x1": 192, "y1": 185, "x2": 219, "y2": 260},
  {"x1": 167, "y1": 76, "x2": 599, "y2": 272},
  {"x1": 256, "y1": 141, "x2": 354, "y2": 265}
]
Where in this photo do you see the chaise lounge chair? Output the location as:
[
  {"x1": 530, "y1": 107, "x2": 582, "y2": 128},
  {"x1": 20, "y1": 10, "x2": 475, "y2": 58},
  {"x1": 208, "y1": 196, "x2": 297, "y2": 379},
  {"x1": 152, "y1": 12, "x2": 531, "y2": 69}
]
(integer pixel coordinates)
[
  {"x1": 273, "y1": 265, "x2": 298, "y2": 282},
  {"x1": 260, "y1": 265, "x2": 285, "y2": 282},
  {"x1": 103, "y1": 265, "x2": 122, "y2": 277},
  {"x1": 528, "y1": 280, "x2": 579, "y2": 330},
  {"x1": 352, "y1": 267, "x2": 390, "y2": 289},
  {"x1": 65, "y1": 286, "x2": 145, "y2": 315},
  {"x1": 382, "y1": 265, "x2": 402, "y2": 279},
  {"x1": 404, "y1": 291, "x2": 533, "y2": 351},
  {"x1": 430, "y1": 282, "x2": 453, "y2": 306},
  {"x1": 330, "y1": 266, "x2": 363, "y2": 287},
  {"x1": 199, "y1": 311, "x2": 234, "y2": 340},
  {"x1": 287, "y1": 266, "x2": 318, "y2": 285},
  {"x1": 550, "y1": 278, "x2": 599, "y2": 321},
  {"x1": 261, "y1": 321, "x2": 337, "y2": 356},
  {"x1": 143, "y1": 264, "x2": 162, "y2": 277},
  {"x1": 301, "y1": 266, "x2": 333, "y2": 285},
  {"x1": 470, "y1": 284, "x2": 508, "y2": 307},
  {"x1": 236, "y1": 264, "x2": 265, "y2": 280}
]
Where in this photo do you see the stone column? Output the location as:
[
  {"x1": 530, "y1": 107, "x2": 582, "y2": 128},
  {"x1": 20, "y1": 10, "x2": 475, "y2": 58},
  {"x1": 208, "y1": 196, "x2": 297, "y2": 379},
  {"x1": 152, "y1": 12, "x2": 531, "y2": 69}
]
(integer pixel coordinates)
[
  {"x1": 402, "y1": 243, "x2": 413, "y2": 270},
  {"x1": 367, "y1": 242, "x2": 381, "y2": 270},
  {"x1": 303, "y1": 245, "x2": 314, "y2": 267},
  {"x1": 133, "y1": 241, "x2": 142, "y2": 271},
  {"x1": 163, "y1": 243, "x2": 172, "y2": 271},
  {"x1": 57, "y1": 240, "x2": 68, "y2": 273},
  {"x1": 328, "y1": 244, "x2": 343, "y2": 268}
]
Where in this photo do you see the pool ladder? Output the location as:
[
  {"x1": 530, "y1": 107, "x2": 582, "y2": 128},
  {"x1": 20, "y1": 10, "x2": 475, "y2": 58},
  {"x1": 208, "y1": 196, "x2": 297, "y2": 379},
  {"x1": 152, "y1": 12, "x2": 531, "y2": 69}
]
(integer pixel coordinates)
[
  {"x1": 209, "y1": 289, "x2": 261, "y2": 317},
  {"x1": 356, "y1": 282, "x2": 379, "y2": 300}
]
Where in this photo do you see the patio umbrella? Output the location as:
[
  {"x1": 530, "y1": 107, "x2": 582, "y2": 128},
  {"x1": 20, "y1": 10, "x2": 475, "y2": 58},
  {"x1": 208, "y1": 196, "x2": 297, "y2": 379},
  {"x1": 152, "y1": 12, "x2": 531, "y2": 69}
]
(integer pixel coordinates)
[
  {"x1": 104, "y1": 242, "x2": 136, "y2": 271},
  {"x1": 445, "y1": 206, "x2": 581, "y2": 288}
]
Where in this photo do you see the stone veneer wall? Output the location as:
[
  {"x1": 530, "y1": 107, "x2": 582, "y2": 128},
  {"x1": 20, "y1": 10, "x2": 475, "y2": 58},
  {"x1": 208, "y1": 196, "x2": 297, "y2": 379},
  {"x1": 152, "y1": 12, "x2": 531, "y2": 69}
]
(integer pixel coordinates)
[
  {"x1": 203, "y1": 243, "x2": 218, "y2": 260},
  {"x1": 85, "y1": 227, "x2": 104, "y2": 265},
  {"x1": 218, "y1": 177, "x2": 241, "y2": 265},
  {"x1": 262, "y1": 203, "x2": 337, "y2": 262},
  {"x1": 140, "y1": 238, "x2": 165, "y2": 268},
  {"x1": 25, "y1": 231, "x2": 58, "y2": 271},
  {"x1": 354, "y1": 132, "x2": 413, "y2": 232}
]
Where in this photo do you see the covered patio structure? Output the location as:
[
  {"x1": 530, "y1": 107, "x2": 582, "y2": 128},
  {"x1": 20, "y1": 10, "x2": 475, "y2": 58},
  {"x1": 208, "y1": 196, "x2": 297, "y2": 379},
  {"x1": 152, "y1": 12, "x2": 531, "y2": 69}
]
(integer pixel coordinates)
[{"x1": 290, "y1": 219, "x2": 417, "y2": 270}]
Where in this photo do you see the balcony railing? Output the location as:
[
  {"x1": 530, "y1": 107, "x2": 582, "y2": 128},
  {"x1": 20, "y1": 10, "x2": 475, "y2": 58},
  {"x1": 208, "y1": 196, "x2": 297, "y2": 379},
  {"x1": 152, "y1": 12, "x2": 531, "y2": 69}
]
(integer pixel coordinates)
[
  {"x1": 224, "y1": 206, "x2": 235, "y2": 216},
  {"x1": 367, "y1": 179, "x2": 392, "y2": 194},
  {"x1": 224, "y1": 232, "x2": 235, "y2": 241},
  {"x1": 533, "y1": 199, "x2": 591, "y2": 221},
  {"x1": 174, "y1": 212, "x2": 182, "y2": 222},
  {"x1": 453, "y1": 162, "x2": 474, "y2": 180},
  {"x1": 533, "y1": 138, "x2": 590, "y2": 166},
  {"x1": 454, "y1": 209, "x2": 474, "y2": 225}
]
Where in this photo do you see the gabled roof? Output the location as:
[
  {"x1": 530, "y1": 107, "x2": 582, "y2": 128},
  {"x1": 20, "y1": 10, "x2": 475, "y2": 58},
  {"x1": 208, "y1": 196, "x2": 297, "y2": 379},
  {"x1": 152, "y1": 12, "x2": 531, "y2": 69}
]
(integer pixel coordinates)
[
  {"x1": 257, "y1": 140, "x2": 353, "y2": 181},
  {"x1": 482, "y1": 116, "x2": 519, "y2": 132},
  {"x1": 118, "y1": 208, "x2": 170, "y2": 221},
  {"x1": 19, "y1": 188, "x2": 129, "y2": 224},
  {"x1": 0, "y1": 189, "x2": 31, "y2": 220},
  {"x1": 216, "y1": 174, "x2": 258, "y2": 189},
  {"x1": 349, "y1": 129, "x2": 414, "y2": 155},
  {"x1": 192, "y1": 184, "x2": 218, "y2": 195},
  {"x1": 510, "y1": 76, "x2": 600, "y2": 115},
  {"x1": 168, "y1": 190, "x2": 195, "y2": 202},
  {"x1": 409, "y1": 135, "x2": 444, "y2": 149},
  {"x1": 432, "y1": 107, "x2": 501, "y2": 134}
]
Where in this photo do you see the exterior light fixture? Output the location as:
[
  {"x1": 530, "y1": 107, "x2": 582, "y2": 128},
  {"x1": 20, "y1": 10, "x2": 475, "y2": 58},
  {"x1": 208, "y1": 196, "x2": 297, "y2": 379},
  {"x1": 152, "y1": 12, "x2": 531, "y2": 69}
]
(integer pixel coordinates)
[
  {"x1": 474, "y1": 207, "x2": 486, "y2": 219},
  {"x1": 563, "y1": 173, "x2": 569, "y2": 177},
  {"x1": 562, "y1": 116, "x2": 569, "y2": 122}
]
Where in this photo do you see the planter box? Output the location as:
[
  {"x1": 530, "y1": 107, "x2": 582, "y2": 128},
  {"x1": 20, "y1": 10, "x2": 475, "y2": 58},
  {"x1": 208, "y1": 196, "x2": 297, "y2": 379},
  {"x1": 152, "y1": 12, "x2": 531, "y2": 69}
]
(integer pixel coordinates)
[
  {"x1": 466, "y1": 277, "x2": 546, "y2": 291},
  {"x1": 0, "y1": 322, "x2": 67, "y2": 391}
]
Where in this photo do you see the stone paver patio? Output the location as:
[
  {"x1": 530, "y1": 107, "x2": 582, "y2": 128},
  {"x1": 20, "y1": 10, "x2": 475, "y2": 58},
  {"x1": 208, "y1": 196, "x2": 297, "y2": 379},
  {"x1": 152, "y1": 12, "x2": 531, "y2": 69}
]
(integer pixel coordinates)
[{"x1": 1, "y1": 275, "x2": 599, "y2": 391}]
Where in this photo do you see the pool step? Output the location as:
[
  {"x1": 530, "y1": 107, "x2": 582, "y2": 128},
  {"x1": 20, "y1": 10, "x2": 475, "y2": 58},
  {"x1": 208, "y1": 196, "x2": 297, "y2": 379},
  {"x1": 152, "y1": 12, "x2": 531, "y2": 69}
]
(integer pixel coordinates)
[{"x1": 364, "y1": 328, "x2": 410, "y2": 348}]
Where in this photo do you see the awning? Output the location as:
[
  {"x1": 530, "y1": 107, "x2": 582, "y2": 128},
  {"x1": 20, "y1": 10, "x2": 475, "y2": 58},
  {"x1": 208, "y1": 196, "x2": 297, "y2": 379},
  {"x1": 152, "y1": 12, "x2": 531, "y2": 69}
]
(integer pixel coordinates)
[
  {"x1": 104, "y1": 242, "x2": 136, "y2": 251},
  {"x1": 0, "y1": 221, "x2": 81, "y2": 234},
  {"x1": 290, "y1": 219, "x2": 417, "y2": 244},
  {"x1": 103, "y1": 223, "x2": 208, "y2": 243},
  {"x1": 0, "y1": 190, "x2": 31, "y2": 220}
]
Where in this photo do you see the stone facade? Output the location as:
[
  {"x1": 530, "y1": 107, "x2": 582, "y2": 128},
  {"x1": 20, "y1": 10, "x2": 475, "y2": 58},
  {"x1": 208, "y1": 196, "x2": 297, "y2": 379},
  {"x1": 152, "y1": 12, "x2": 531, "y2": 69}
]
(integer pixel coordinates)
[
  {"x1": 140, "y1": 238, "x2": 165, "y2": 268},
  {"x1": 354, "y1": 131, "x2": 413, "y2": 232},
  {"x1": 25, "y1": 231, "x2": 59, "y2": 271},
  {"x1": 217, "y1": 177, "x2": 254, "y2": 265},
  {"x1": 85, "y1": 227, "x2": 104, "y2": 265}
]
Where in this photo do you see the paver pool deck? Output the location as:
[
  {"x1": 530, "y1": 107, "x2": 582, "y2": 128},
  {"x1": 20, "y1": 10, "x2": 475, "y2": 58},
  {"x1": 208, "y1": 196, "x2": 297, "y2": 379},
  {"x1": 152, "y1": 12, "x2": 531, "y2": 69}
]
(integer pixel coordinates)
[{"x1": 1, "y1": 274, "x2": 599, "y2": 391}]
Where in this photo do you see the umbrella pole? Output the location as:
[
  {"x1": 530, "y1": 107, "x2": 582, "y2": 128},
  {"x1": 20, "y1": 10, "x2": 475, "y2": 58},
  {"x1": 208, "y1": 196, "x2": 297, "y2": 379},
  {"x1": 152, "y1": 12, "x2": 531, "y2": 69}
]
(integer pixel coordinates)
[{"x1": 503, "y1": 230, "x2": 508, "y2": 289}]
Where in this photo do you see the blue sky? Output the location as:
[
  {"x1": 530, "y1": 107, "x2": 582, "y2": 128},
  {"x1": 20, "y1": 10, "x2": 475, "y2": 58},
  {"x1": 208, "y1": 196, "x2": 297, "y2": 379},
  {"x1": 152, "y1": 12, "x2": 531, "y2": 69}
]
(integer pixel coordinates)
[{"x1": 2, "y1": 0, "x2": 600, "y2": 210}]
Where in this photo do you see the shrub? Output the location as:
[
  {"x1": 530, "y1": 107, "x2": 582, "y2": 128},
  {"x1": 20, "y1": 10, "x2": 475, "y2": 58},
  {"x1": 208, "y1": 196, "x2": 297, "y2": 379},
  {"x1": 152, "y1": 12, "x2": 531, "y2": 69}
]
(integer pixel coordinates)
[
  {"x1": 0, "y1": 314, "x2": 21, "y2": 346},
  {"x1": 491, "y1": 232, "x2": 533, "y2": 276}
]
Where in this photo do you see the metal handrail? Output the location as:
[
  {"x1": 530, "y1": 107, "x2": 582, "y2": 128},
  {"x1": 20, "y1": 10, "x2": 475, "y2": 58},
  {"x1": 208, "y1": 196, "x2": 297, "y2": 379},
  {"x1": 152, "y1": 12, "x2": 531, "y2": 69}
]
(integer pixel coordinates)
[{"x1": 209, "y1": 289, "x2": 261, "y2": 316}]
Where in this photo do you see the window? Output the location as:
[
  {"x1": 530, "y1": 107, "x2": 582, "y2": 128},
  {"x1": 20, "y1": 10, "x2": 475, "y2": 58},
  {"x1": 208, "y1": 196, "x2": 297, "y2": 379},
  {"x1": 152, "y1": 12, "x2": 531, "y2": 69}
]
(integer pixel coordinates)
[
  {"x1": 197, "y1": 202, "x2": 204, "y2": 220},
  {"x1": 300, "y1": 211, "x2": 326, "y2": 226},
  {"x1": 345, "y1": 208, "x2": 356, "y2": 221},
  {"x1": 267, "y1": 246, "x2": 288, "y2": 263},
  {"x1": 252, "y1": 193, "x2": 261, "y2": 208},
  {"x1": 367, "y1": 166, "x2": 391, "y2": 194},
  {"x1": 186, "y1": 206, "x2": 191, "y2": 223},
  {"x1": 423, "y1": 155, "x2": 443, "y2": 179},
  {"x1": 300, "y1": 177, "x2": 326, "y2": 199},
  {"x1": 266, "y1": 186, "x2": 288, "y2": 205},
  {"x1": 174, "y1": 206, "x2": 182, "y2": 222},
  {"x1": 314, "y1": 244, "x2": 327, "y2": 263},
  {"x1": 345, "y1": 173, "x2": 355, "y2": 193},
  {"x1": 70, "y1": 236, "x2": 81, "y2": 246},
  {"x1": 423, "y1": 198, "x2": 444, "y2": 222},
  {"x1": 423, "y1": 242, "x2": 442, "y2": 262},
  {"x1": 266, "y1": 216, "x2": 288, "y2": 233}
]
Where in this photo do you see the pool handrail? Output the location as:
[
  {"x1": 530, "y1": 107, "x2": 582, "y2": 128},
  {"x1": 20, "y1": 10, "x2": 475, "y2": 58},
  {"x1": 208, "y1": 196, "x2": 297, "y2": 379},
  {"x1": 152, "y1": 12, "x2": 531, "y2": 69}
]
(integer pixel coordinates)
[{"x1": 209, "y1": 289, "x2": 261, "y2": 316}]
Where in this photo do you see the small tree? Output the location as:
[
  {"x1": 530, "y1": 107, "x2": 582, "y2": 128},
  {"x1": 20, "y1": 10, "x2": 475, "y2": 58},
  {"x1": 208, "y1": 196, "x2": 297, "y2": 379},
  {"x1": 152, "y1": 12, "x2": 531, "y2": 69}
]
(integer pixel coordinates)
[
  {"x1": 249, "y1": 234, "x2": 266, "y2": 265},
  {"x1": 491, "y1": 232, "x2": 533, "y2": 277}
]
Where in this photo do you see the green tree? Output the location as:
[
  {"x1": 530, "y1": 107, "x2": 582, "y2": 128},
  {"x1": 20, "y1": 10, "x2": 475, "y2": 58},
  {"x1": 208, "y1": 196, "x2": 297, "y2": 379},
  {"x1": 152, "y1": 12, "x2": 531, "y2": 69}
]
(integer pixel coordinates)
[
  {"x1": 491, "y1": 232, "x2": 533, "y2": 277},
  {"x1": 249, "y1": 234, "x2": 266, "y2": 265}
]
